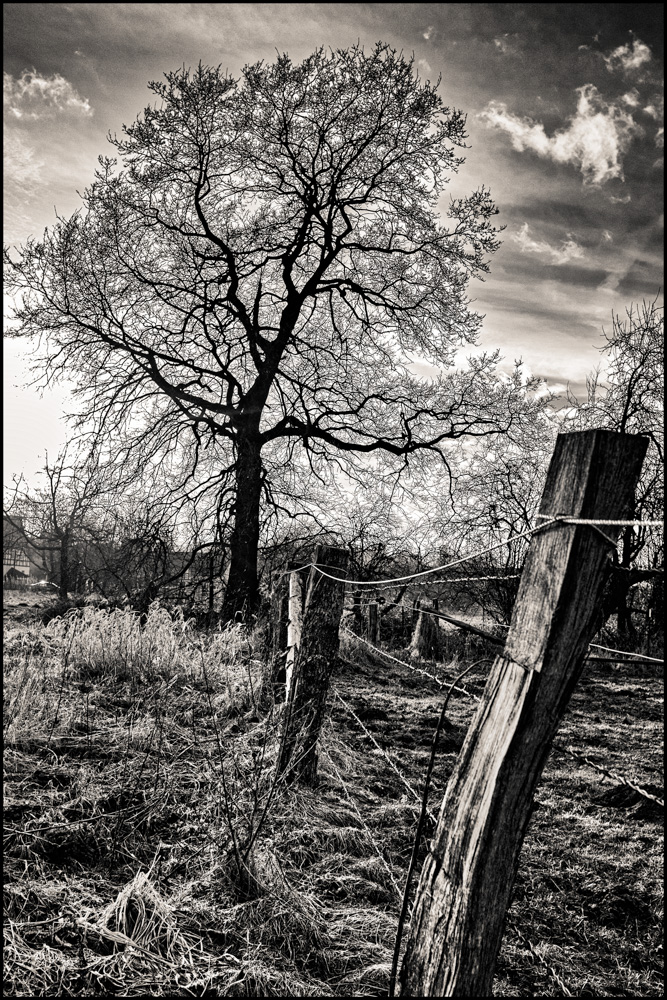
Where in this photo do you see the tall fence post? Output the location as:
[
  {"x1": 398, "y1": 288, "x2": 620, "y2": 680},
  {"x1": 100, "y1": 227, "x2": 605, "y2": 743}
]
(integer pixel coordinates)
[
  {"x1": 368, "y1": 601, "x2": 379, "y2": 644},
  {"x1": 399, "y1": 429, "x2": 648, "y2": 997},
  {"x1": 268, "y1": 570, "x2": 290, "y2": 694},
  {"x1": 285, "y1": 567, "x2": 305, "y2": 701},
  {"x1": 276, "y1": 545, "x2": 349, "y2": 786}
]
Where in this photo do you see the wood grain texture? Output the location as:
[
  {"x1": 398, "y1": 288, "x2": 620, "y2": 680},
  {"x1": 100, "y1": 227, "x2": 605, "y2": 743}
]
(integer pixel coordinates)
[
  {"x1": 399, "y1": 430, "x2": 648, "y2": 996},
  {"x1": 285, "y1": 569, "x2": 305, "y2": 701},
  {"x1": 276, "y1": 545, "x2": 349, "y2": 786}
]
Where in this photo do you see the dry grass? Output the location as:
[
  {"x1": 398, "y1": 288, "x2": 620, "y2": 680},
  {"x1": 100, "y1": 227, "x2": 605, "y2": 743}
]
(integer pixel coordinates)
[{"x1": 3, "y1": 591, "x2": 663, "y2": 995}]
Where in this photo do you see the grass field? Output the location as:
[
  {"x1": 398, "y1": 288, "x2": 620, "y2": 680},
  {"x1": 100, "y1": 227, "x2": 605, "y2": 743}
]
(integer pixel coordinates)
[{"x1": 3, "y1": 592, "x2": 663, "y2": 996}]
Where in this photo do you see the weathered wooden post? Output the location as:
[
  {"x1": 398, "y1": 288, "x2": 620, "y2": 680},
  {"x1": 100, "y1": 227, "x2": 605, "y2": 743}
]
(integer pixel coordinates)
[
  {"x1": 410, "y1": 606, "x2": 440, "y2": 660},
  {"x1": 267, "y1": 570, "x2": 290, "y2": 693},
  {"x1": 276, "y1": 545, "x2": 349, "y2": 785},
  {"x1": 285, "y1": 567, "x2": 305, "y2": 700},
  {"x1": 368, "y1": 601, "x2": 379, "y2": 644},
  {"x1": 399, "y1": 429, "x2": 648, "y2": 997}
]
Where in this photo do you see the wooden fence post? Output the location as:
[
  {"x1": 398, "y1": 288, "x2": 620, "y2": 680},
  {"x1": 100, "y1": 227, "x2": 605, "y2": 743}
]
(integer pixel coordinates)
[
  {"x1": 276, "y1": 545, "x2": 349, "y2": 786},
  {"x1": 368, "y1": 601, "x2": 379, "y2": 644},
  {"x1": 410, "y1": 605, "x2": 441, "y2": 661},
  {"x1": 268, "y1": 570, "x2": 289, "y2": 693},
  {"x1": 285, "y1": 568, "x2": 305, "y2": 701},
  {"x1": 399, "y1": 429, "x2": 648, "y2": 997}
]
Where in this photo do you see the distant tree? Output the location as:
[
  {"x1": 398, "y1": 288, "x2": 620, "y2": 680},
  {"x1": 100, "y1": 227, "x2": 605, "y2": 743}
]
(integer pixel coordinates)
[
  {"x1": 428, "y1": 395, "x2": 558, "y2": 622},
  {"x1": 3, "y1": 445, "x2": 110, "y2": 598},
  {"x1": 567, "y1": 298, "x2": 664, "y2": 647},
  {"x1": 5, "y1": 44, "x2": 542, "y2": 621}
]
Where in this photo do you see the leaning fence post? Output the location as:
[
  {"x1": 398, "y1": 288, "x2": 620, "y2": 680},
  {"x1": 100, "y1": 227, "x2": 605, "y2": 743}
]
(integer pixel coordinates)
[
  {"x1": 399, "y1": 429, "x2": 648, "y2": 997},
  {"x1": 276, "y1": 545, "x2": 349, "y2": 786}
]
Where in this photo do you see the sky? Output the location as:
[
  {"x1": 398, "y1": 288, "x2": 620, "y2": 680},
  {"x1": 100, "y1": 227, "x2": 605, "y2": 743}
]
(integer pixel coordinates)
[{"x1": 3, "y1": 3, "x2": 664, "y2": 482}]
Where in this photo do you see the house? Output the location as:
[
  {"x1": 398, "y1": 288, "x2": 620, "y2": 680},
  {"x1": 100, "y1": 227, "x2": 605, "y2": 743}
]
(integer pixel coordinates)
[{"x1": 3, "y1": 517, "x2": 47, "y2": 586}]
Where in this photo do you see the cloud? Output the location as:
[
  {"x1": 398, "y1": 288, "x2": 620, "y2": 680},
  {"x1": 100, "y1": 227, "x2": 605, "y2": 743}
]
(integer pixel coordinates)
[
  {"x1": 493, "y1": 34, "x2": 518, "y2": 56},
  {"x1": 603, "y1": 37, "x2": 653, "y2": 75},
  {"x1": 479, "y1": 84, "x2": 641, "y2": 185},
  {"x1": 3, "y1": 70, "x2": 92, "y2": 119},
  {"x1": 644, "y1": 96, "x2": 664, "y2": 120},
  {"x1": 417, "y1": 59, "x2": 432, "y2": 75},
  {"x1": 621, "y1": 90, "x2": 640, "y2": 107},
  {"x1": 610, "y1": 193, "x2": 631, "y2": 203},
  {"x1": 601, "y1": 230, "x2": 613, "y2": 242},
  {"x1": 422, "y1": 26, "x2": 433, "y2": 40},
  {"x1": 3, "y1": 130, "x2": 43, "y2": 194},
  {"x1": 513, "y1": 224, "x2": 585, "y2": 265}
]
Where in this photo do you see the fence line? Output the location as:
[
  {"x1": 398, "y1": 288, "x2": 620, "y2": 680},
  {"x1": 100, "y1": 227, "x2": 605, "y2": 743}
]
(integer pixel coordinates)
[
  {"x1": 343, "y1": 630, "x2": 663, "y2": 810},
  {"x1": 280, "y1": 517, "x2": 663, "y2": 588},
  {"x1": 553, "y1": 744, "x2": 664, "y2": 808},
  {"x1": 588, "y1": 642, "x2": 665, "y2": 664},
  {"x1": 346, "y1": 598, "x2": 665, "y2": 666},
  {"x1": 344, "y1": 628, "x2": 483, "y2": 701},
  {"x1": 333, "y1": 690, "x2": 438, "y2": 823},
  {"x1": 321, "y1": 730, "x2": 404, "y2": 900}
]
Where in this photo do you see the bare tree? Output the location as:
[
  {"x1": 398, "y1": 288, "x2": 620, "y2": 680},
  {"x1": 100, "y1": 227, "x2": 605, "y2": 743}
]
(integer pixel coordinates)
[
  {"x1": 5, "y1": 44, "x2": 542, "y2": 620},
  {"x1": 567, "y1": 298, "x2": 664, "y2": 647},
  {"x1": 432, "y1": 404, "x2": 558, "y2": 622},
  {"x1": 3, "y1": 445, "x2": 111, "y2": 598}
]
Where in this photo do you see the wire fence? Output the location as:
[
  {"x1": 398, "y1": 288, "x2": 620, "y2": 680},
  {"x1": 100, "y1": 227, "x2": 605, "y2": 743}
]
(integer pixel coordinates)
[
  {"x1": 342, "y1": 630, "x2": 663, "y2": 810},
  {"x1": 281, "y1": 517, "x2": 663, "y2": 587}
]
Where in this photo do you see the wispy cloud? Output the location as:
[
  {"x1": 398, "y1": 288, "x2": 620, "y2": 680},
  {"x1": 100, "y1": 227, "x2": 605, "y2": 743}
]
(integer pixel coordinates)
[
  {"x1": 3, "y1": 130, "x2": 43, "y2": 193},
  {"x1": 513, "y1": 223, "x2": 585, "y2": 264},
  {"x1": 3, "y1": 70, "x2": 93, "y2": 119},
  {"x1": 479, "y1": 84, "x2": 641, "y2": 185},
  {"x1": 603, "y1": 37, "x2": 653, "y2": 76},
  {"x1": 493, "y1": 34, "x2": 518, "y2": 56}
]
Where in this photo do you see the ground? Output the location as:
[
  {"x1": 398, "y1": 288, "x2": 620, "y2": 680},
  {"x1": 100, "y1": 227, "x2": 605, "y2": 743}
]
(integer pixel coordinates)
[{"x1": 3, "y1": 591, "x2": 664, "y2": 996}]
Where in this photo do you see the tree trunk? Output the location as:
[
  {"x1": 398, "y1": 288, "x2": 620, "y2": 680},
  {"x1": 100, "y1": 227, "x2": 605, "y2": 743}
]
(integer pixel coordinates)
[{"x1": 221, "y1": 433, "x2": 263, "y2": 622}]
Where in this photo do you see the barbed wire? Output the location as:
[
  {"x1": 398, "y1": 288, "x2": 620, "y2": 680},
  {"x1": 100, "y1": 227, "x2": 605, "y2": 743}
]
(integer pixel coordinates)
[
  {"x1": 342, "y1": 630, "x2": 663, "y2": 810},
  {"x1": 588, "y1": 642, "x2": 664, "y2": 664},
  {"x1": 277, "y1": 516, "x2": 663, "y2": 588},
  {"x1": 341, "y1": 573, "x2": 522, "y2": 605},
  {"x1": 316, "y1": 519, "x2": 563, "y2": 586},
  {"x1": 552, "y1": 745, "x2": 664, "y2": 808},
  {"x1": 344, "y1": 601, "x2": 665, "y2": 665},
  {"x1": 332, "y1": 689, "x2": 438, "y2": 823},
  {"x1": 343, "y1": 628, "x2": 483, "y2": 701},
  {"x1": 321, "y1": 730, "x2": 404, "y2": 900}
]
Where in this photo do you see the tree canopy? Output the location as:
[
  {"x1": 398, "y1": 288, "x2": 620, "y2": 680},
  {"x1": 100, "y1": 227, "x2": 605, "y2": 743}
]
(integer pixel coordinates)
[{"x1": 5, "y1": 43, "x2": 541, "y2": 619}]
